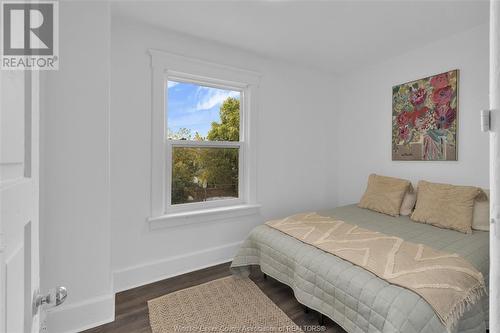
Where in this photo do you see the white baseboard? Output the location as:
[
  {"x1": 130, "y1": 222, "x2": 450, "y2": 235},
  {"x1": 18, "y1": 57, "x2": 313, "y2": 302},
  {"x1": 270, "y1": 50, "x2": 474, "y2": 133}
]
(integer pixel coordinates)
[
  {"x1": 46, "y1": 293, "x2": 115, "y2": 333},
  {"x1": 113, "y1": 240, "x2": 243, "y2": 292},
  {"x1": 45, "y1": 241, "x2": 242, "y2": 333}
]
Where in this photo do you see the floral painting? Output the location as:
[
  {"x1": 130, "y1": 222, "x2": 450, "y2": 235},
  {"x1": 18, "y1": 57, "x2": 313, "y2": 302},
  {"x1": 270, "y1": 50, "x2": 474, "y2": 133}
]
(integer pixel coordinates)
[{"x1": 392, "y1": 70, "x2": 458, "y2": 161}]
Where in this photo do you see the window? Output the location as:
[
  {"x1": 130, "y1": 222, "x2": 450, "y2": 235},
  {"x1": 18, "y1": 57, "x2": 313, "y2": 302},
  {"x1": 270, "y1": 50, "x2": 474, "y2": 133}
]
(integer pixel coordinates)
[
  {"x1": 149, "y1": 50, "x2": 260, "y2": 224},
  {"x1": 166, "y1": 80, "x2": 242, "y2": 208}
]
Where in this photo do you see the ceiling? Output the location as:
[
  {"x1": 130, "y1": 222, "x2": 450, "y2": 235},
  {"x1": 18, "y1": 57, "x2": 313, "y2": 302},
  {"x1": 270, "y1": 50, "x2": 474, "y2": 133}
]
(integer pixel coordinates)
[{"x1": 112, "y1": 1, "x2": 489, "y2": 74}]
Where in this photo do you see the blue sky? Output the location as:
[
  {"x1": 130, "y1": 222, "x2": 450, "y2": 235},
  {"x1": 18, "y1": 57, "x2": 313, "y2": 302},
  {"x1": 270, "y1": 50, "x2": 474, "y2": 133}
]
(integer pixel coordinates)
[{"x1": 166, "y1": 81, "x2": 240, "y2": 138}]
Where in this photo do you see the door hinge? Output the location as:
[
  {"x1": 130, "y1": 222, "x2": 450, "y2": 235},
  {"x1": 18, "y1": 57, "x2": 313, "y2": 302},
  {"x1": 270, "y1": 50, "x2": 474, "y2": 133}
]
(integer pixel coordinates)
[{"x1": 481, "y1": 109, "x2": 491, "y2": 132}]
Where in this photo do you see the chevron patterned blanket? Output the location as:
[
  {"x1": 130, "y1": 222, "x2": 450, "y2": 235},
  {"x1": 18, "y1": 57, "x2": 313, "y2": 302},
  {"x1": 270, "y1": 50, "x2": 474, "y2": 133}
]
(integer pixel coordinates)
[{"x1": 266, "y1": 212, "x2": 486, "y2": 329}]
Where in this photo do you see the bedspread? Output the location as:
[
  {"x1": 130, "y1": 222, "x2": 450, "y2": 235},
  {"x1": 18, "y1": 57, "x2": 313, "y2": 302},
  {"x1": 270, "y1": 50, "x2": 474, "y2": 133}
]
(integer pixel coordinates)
[{"x1": 231, "y1": 205, "x2": 489, "y2": 333}]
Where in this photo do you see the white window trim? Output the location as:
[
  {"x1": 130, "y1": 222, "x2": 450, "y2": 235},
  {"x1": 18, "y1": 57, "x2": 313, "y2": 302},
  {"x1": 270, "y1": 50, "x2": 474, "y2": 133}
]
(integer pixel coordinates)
[{"x1": 148, "y1": 49, "x2": 260, "y2": 227}]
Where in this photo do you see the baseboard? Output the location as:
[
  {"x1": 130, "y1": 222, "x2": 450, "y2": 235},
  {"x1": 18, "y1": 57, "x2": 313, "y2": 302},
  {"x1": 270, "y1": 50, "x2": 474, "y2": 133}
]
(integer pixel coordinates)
[
  {"x1": 45, "y1": 241, "x2": 242, "y2": 332},
  {"x1": 113, "y1": 240, "x2": 243, "y2": 292},
  {"x1": 45, "y1": 293, "x2": 115, "y2": 333}
]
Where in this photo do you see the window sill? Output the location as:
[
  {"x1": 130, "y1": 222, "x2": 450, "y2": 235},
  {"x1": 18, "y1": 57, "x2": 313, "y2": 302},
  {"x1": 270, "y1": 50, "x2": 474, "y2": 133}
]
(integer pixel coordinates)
[{"x1": 148, "y1": 204, "x2": 261, "y2": 230}]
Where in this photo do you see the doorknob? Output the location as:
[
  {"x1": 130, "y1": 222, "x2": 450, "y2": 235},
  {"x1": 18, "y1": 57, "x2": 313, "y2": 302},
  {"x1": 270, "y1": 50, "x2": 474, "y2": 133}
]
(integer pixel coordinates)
[{"x1": 34, "y1": 286, "x2": 68, "y2": 312}]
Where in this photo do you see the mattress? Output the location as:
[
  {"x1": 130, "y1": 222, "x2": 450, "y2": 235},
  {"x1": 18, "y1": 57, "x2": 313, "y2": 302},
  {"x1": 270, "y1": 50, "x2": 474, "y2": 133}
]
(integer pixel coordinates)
[{"x1": 231, "y1": 204, "x2": 489, "y2": 333}]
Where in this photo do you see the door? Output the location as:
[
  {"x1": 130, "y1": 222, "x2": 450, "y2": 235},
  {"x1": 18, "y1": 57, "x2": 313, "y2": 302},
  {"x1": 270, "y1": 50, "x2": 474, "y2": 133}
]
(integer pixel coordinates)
[
  {"x1": 0, "y1": 69, "x2": 41, "y2": 332},
  {"x1": 490, "y1": 1, "x2": 500, "y2": 331}
]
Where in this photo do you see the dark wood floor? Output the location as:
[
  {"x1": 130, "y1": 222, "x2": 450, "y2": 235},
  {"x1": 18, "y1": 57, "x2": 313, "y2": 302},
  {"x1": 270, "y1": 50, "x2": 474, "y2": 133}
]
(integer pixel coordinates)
[{"x1": 82, "y1": 262, "x2": 346, "y2": 333}]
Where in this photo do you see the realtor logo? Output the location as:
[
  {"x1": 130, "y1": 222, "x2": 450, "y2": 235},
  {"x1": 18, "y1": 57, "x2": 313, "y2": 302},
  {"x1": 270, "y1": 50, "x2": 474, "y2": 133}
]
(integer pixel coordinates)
[{"x1": 1, "y1": 1, "x2": 58, "y2": 70}]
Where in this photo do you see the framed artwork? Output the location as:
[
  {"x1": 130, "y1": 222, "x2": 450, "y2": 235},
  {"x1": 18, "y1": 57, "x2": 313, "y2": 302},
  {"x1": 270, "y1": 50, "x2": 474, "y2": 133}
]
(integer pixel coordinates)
[{"x1": 392, "y1": 69, "x2": 458, "y2": 161}]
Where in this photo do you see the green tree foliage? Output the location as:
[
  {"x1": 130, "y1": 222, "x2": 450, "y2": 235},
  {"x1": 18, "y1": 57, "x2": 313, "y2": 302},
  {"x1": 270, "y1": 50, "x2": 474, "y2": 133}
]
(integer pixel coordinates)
[
  {"x1": 171, "y1": 97, "x2": 240, "y2": 204},
  {"x1": 172, "y1": 146, "x2": 197, "y2": 204},
  {"x1": 207, "y1": 97, "x2": 240, "y2": 141}
]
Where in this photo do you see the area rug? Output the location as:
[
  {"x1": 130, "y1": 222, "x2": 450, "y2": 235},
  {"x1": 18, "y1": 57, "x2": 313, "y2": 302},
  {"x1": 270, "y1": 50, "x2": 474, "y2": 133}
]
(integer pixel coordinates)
[{"x1": 148, "y1": 275, "x2": 304, "y2": 333}]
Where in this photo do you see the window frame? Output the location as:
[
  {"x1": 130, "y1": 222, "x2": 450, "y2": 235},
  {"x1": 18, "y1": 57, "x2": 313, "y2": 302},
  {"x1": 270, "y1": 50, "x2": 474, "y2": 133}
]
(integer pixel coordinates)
[{"x1": 149, "y1": 50, "x2": 260, "y2": 222}]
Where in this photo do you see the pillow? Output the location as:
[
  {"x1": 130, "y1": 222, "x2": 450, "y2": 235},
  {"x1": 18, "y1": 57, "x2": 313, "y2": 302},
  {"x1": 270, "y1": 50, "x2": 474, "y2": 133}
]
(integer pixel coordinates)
[
  {"x1": 358, "y1": 174, "x2": 412, "y2": 216},
  {"x1": 472, "y1": 189, "x2": 489, "y2": 231},
  {"x1": 400, "y1": 190, "x2": 417, "y2": 216},
  {"x1": 411, "y1": 181, "x2": 484, "y2": 234}
]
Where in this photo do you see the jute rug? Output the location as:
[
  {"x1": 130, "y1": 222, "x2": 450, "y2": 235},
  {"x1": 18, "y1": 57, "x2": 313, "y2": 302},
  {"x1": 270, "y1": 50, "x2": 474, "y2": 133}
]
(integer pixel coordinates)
[{"x1": 148, "y1": 275, "x2": 304, "y2": 333}]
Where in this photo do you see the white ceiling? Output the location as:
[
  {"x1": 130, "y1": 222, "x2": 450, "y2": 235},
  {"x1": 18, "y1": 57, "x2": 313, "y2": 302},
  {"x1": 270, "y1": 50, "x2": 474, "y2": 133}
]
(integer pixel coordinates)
[{"x1": 112, "y1": 1, "x2": 489, "y2": 74}]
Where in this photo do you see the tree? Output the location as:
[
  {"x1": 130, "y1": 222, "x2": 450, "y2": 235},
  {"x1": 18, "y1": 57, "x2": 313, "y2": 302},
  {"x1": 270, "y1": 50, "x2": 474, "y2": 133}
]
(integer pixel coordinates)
[
  {"x1": 171, "y1": 98, "x2": 241, "y2": 204},
  {"x1": 172, "y1": 146, "x2": 197, "y2": 204},
  {"x1": 203, "y1": 97, "x2": 240, "y2": 194},
  {"x1": 207, "y1": 97, "x2": 240, "y2": 141},
  {"x1": 168, "y1": 127, "x2": 192, "y2": 140}
]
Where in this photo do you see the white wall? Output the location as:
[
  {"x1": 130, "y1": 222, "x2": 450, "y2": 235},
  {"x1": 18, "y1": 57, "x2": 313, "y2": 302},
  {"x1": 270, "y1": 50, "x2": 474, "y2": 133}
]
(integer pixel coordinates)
[
  {"x1": 335, "y1": 24, "x2": 490, "y2": 205},
  {"x1": 109, "y1": 16, "x2": 340, "y2": 291},
  {"x1": 40, "y1": 2, "x2": 113, "y2": 332}
]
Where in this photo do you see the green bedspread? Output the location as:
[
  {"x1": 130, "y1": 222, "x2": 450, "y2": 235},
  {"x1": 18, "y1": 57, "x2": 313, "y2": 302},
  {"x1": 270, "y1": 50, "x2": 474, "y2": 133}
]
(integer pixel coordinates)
[{"x1": 231, "y1": 205, "x2": 489, "y2": 333}]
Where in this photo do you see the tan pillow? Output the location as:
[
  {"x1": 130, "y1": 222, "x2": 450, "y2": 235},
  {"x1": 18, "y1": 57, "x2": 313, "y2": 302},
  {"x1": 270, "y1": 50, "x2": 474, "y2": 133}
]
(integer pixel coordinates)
[
  {"x1": 472, "y1": 189, "x2": 489, "y2": 231},
  {"x1": 400, "y1": 191, "x2": 417, "y2": 216},
  {"x1": 358, "y1": 174, "x2": 412, "y2": 216},
  {"x1": 411, "y1": 181, "x2": 483, "y2": 234}
]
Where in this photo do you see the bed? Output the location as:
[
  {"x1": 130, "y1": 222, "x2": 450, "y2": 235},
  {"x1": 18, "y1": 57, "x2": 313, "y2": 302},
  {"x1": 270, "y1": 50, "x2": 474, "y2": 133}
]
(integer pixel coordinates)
[{"x1": 231, "y1": 204, "x2": 489, "y2": 333}]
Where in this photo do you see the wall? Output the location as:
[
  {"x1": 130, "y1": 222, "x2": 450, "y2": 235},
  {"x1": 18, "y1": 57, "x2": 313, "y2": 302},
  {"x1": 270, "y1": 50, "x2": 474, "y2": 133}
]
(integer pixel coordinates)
[
  {"x1": 109, "y1": 16, "x2": 340, "y2": 291},
  {"x1": 335, "y1": 24, "x2": 490, "y2": 205},
  {"x1": 40, "y1": 2, "x2": 113, "y2": 332}
]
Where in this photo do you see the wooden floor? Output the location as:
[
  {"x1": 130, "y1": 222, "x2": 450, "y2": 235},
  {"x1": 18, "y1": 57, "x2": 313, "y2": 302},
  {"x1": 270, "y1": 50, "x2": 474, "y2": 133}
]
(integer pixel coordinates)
[{"x1": 82, "y1": 262, "x2": 346, "y2": 333}]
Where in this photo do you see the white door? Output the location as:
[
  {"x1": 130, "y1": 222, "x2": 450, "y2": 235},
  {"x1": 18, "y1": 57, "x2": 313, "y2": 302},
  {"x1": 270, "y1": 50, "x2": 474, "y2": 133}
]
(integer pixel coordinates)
[
  {"x1": 490, "y1": 1, "x2": 500, "y2": 331},
  {"x1": 0, "y1": 68, "x2": 48, "y2": 333}
]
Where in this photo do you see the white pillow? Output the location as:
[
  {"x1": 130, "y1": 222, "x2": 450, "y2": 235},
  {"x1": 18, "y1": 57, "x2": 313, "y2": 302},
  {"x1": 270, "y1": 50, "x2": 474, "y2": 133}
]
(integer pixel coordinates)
[{"x1": 472, "y1": 189, "x2": 489, "y2": 231}]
